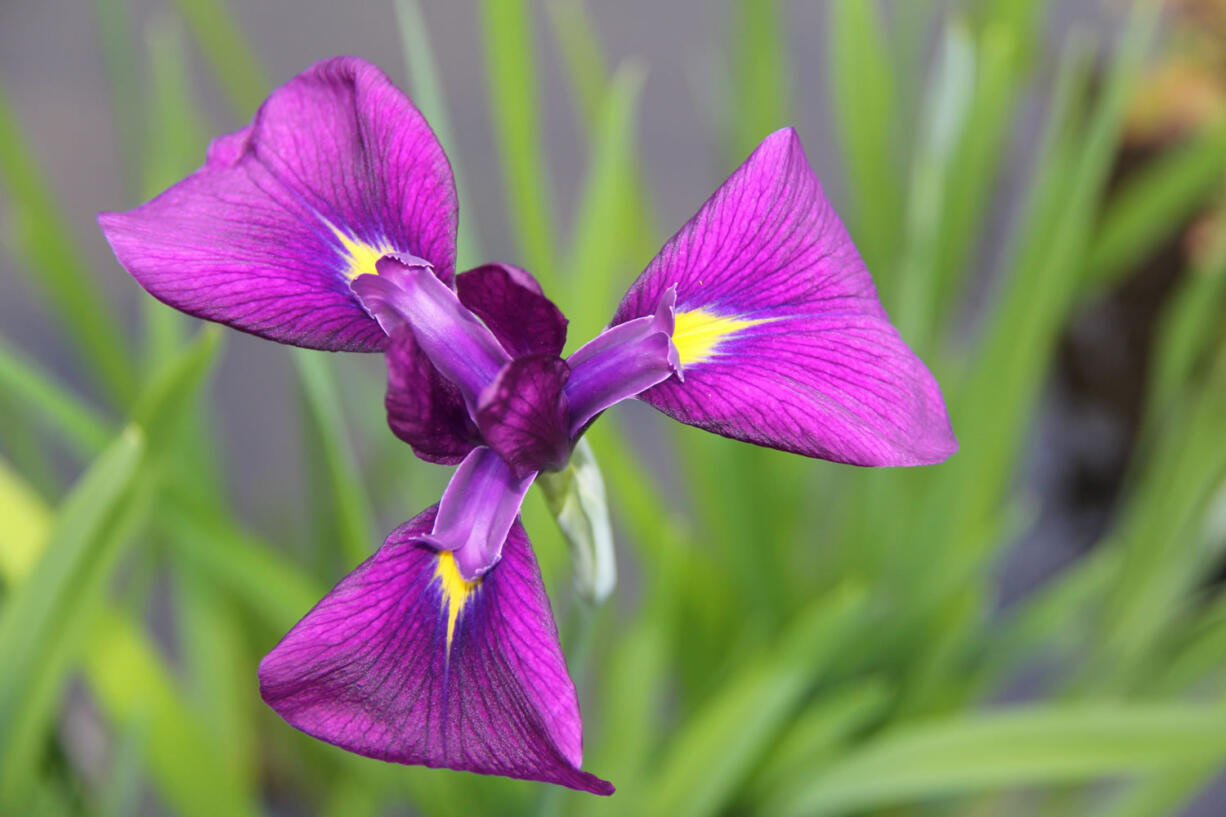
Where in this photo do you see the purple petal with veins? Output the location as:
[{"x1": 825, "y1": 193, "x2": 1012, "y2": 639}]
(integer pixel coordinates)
[
  {"x1": 259, "y1": 505, "x2": 613, "y2": 795},
  {"x1": 456, "y1": 264, "x2": 568, "y2": 358},
  {"x1": 422, "y1": 447, "x2": 536, "y2": 579},
  {"x1": 613, "y1": 128, "x2": 957, "y2": 466},
  {"x1": 98, "y1": 57, "x2": 457, "y2": 352},
  {"x1": 354, "y1": 256, "x2": 510, "y2": 414},
  {"x1": 477, "y1": 355, "x2": 572, "y2": 478}
]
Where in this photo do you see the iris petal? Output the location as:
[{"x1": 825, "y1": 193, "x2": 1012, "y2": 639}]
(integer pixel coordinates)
[
  {"x1": 98, "y1": 56, "x2": 457, "y2": 352},
  {"x1": 423, "y1": 446, "x2": 536, "y2": 579},
  {"x1": 456, "y1": 264, "x2": 568, "y2": 358},
  {"x1": 354, "y1": 256, "x2": 510, "y2": 414},
  {"x1": 259, "y1": 506, "x2": 612, "y2": 795},
  {"x1": 565, "y1": 288, "x2": 680, "y2": 436},
  {"x1": 612, "y1": 128, "x2": 957, "y2": 466},
  {"x1": 477, "y1": 355, "x2": 572, "y2": 478},
  {"x1": 383, "y1": 326, "x2": 478, "y2": 464}
]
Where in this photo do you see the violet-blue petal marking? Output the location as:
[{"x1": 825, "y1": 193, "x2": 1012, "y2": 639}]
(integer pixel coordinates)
[
  {"x1": 422, "y1": 447, "x2": 536, "y2": 580},
  {"x1": 259, "y1": 506, "x2": 613, "y2": 795},
  {"x1": 98, "y1": 56, "x2": 457, "y2": 352},
  {"x1": 354, "y1": 256, "x2": 510, "y2": 414},
  {"x1": 565, "y1": 287, "x2": 681, "y2": 436},
  {"x1": 612, "y1": 128, "x2": 957, "y2": 466}
]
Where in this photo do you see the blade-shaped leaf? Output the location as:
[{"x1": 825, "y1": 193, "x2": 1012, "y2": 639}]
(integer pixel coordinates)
[
  {"x1": 0, "y1": 80, "x2": 135, "y2": 405},
  {"x1": 0, "y1": 428, "x2": 146, "y2": 808},
  {"x1": 0, "y1": 337, "x2": 111, "y2": 459},
  {"x1": 478, "y1": 0, "x2": 558, "y2": 284},
  {"x1": 769, "y1": 705, "x2": 1226, "y2": 817}
]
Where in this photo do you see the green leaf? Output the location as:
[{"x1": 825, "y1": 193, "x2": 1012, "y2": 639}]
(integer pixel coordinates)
[
  {"x1": 136, "y1": 13, "x2": 207, "y2": 372},
  {"x1": 478, "y1": 0, "x2": 558, "y2": 285},
  {"x1": 94, "y1": 0, "x2": 142, "y2": 194},
  {"x1": 1086, "y1": 121, "x2": 1226, "y2": 288},
  {"x1": 895, "y1": 22, "x2": 979, "y2": 345},
  {"x1": 130, "y1": 325, "x2": 223, "y2": 448},
  {"x1": 0, "y1": 336, "x2": 113, "y2": 459},
  {"x1": 1094, "y1": 344, "x2": 1226, "y2": 686},
  {"x1": 827, "y1": 0, "x2": 902, "y2": 278},
  {"x1": 909, "y1": 5, "x2": 1153, "y2": 601},
  {"x1": 140, "y1": 13, "x2": 209, "y2": 199},
  {"x1": 543, "y1": 0, "x2": 658, "y2": 267},
  {"x1": 564, "y1": 60, "x2": 645, "y2": 343},
  {"x1": 931, "y1": 22, "x2": 1023, "y2": 328},
  {"x1": 728, "y1": 0, "x2": 791, "y2": 161},
  {"x1": 167, "y1": 0, "x2": 268, "y2": 118},
  {"x1": 769, "y1": 705, "x2": 1226, "y2": 817},
  {"x1": 0, "y1": 427, "x2": 146, "y2": 809},
  {"x1": 643, "y1": 585, "x2": 868, "y2": 817},
  {"x1": 94, "y1": 714, "x2": 149, "y2": 817},
  {"x1": 395, "y1": 0, "x2": 482, "y2": 270},
  {"x1": 573, "y1": 615, "x2": 669, "y2": 817},
  {"x1": 0, "y1": 457, "x2": 52, "y2": 587},
  {"x1": 747, "y1": 680, "x2": 892, "y2": 799},
  {"x1": 161, "y1": 495, "x2": 323, "y2": 631},
  {"x1": 543, "y1": 0, "x2": 607, "y2": 136},
  {"x1": 0, "y1": 79, "x2": 135, "y2": 405},
  {"x1": 175, "y1": 565, "x2": 258, "y2": 796},
  {"x1": 1146, "y1": 216, "x2": 1226, "y2": 418},
  {"x1": 84, "y1": 609, "x2": 262, "y2": 817},
  {"x1": 293, "y1": 350, "x2": 377, "y2": 568}
]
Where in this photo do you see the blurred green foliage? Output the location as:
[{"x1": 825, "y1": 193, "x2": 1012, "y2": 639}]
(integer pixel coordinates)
[{"x1": 2, "y1": 0, "x2": 1226, "y2": 815}]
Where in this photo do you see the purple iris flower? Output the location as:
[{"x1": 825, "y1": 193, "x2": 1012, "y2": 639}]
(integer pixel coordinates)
[{"x1": 98, "y1": 57, "x2": 955, "y2": 795}]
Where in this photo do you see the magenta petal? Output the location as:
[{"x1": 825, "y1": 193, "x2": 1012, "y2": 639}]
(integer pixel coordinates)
[
  {"x1": 456, "y1": 264, "x2": 568, "y2": 358},
  {"x1": 98, "y1": 57, "x2": 457, "y2": 351},
  {"x1": 259, "y1": 506, "x2": 613, "y2": 795},
  {"x1": 477, "y1": 355, "x2": 572, "y2": 478},
  {"x1": 384, "y1": 327, "x2": 478, "y2": 465},
  {"x1": 612, "y1": 128, "x2": 956, "y2": 466}
]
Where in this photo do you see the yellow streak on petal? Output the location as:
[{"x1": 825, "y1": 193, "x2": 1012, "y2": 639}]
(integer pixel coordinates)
[
  {"x1": 434, "y1": 549, "x2": 480, "y2": 655},
  {"x1": 672, "y1": 309, "x2": 771, "y2": 366},
  {"x1": 327, "y1": 222, "x2": 394, "y2": 279}
]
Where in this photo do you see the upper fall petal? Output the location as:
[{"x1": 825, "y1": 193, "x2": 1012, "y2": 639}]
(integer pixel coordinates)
[
  {"x1": 98, "y1": 56, "x2": 458, "y2": 352},
  {"x1": 258, "y1": 506, "x2": 613, "y2": 795},
  {"x1": 611, "y1": 128, "x2": 956, "y2": 466}
]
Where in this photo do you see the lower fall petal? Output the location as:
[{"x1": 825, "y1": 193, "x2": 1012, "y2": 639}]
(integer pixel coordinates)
[{"x1": 259, "y1": 506, "x2": 612, "y2": 795}]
